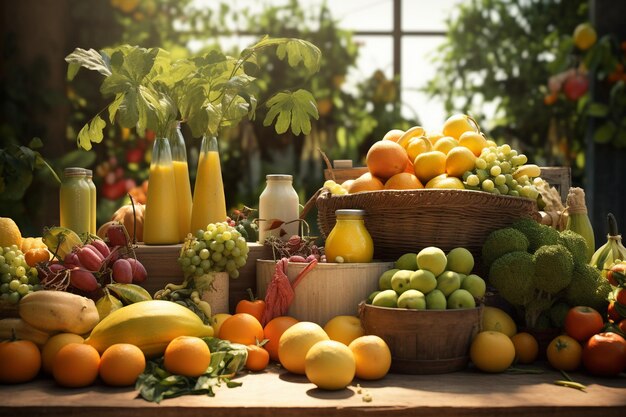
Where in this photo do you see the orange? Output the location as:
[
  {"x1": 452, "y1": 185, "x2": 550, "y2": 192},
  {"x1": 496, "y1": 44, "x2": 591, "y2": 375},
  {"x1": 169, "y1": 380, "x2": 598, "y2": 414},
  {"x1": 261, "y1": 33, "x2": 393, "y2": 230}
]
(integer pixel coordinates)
[
  {"x1": 433, "y1": 136, "x2": 459, "y2": 155},
  {"x1": 458, "y1": 131, "x2": 488, "y2": 156},
  {"x1": 413, "y1": 151, "x2": 446, "y2": 184},
  {"x1": 442, "y1": 114, "x2": 479, "y2": 140},
  {"x1": 245, "y1": 344, "x2": 270, "y2": 372},
  {"x1": 349, "y1": 172, "x2": 384, "y2": 194},
  {"x1": 0, "y1": 339, "x2": 41, "y2": 383},
  {"x1": 382, "y1": 129, "x2": 405, "y2": 143},
  {"x1": 52, "y1": 343, "x2": 101, "y2": 388},
  {"x1": 219, "y1": 313, "x2": 264, "y2": 345},
  {"x1": 470, "y1": 331, "x2": 515, "y2": 373},
  {"x1": 264, "y1": 316, "x2": 299, "y2": 362},
  {"x1": 41, "y1": 333, "x2": 85, "y2": 374},
  {"x1": 445, "y1": 146, "x2": 476, "y2": 177},
  {"x1": 366, "y1": 140, "x2": 408, "y2": 180},
  {"x1": 99, "y1": 343, "x2": 146, "y2": 386},
  {"x1": 406, "y1": 136, "x2": 432, "y2": 161},
  {"x1": 546, "y1": 335, "x2": 582, "y2": 371},
  {"x1": 383, "y1": 172, "x2": 423, "y2": 190},
  {"x1": 348, "y1": 335, "x2": 391, "y2": 380},
  {"x1": 163, "y1": 336, "x2": 211, "y2": 377},
  {"x1": 510, "y1": 332, "x2": 539, "y2": 365}
]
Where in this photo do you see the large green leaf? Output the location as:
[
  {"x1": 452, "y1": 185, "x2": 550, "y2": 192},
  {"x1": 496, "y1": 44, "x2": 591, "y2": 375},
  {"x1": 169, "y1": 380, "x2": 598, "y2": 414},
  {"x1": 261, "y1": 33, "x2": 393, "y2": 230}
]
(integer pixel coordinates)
[
  {"x1": 76, "y1": 115, "x2": 106, "y2": 150},
  {"x1": 593, "y1": 121, "x2": 617, "y2": 144},
  {"x1": 263, "y1": 89, "x2": 319, "y2": 135},
  {"x1": 65, "y1": 48, "x2": 111, "y2": 80},
  {"x1": 117, "y1": 89, "x2": 140, "y2": 128},
  {"x1": 100, "y1": 73, "x2": 133, "y2": 97}
]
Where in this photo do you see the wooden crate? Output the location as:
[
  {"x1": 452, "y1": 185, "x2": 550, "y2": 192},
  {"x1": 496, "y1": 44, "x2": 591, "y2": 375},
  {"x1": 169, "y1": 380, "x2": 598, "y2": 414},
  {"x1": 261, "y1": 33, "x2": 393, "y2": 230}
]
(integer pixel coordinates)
[{"x1": 134, "y1": 242, "x2": 272, "y2": 313}]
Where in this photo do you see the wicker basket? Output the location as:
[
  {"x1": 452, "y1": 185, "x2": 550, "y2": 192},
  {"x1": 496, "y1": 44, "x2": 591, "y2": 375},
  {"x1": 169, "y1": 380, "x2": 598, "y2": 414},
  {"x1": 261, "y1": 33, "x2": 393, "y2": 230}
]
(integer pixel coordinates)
[{"x1": 316, "y1": 188, "x2": 540, "y2": 263}]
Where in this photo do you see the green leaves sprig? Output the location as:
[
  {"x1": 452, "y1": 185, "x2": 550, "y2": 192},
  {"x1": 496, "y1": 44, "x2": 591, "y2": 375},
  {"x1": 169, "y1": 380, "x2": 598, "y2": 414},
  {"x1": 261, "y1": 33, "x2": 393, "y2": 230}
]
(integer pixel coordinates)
[{"x1": 66, "y1": 36, "x2": 322, "y2": 150}]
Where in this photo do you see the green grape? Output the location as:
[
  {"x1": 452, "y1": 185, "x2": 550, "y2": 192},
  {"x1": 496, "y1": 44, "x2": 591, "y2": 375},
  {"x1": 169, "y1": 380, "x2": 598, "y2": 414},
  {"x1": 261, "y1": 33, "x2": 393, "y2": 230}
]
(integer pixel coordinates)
[
  {"x1": 490, "y1": 165, "x2": 502, "y2": 176},
  {"x1": 466, "y1": 175, "x2": 480, "y2": 187},
  {"x1": 225, "y1": 240, "x2": 235, "y2": 251},
  {"x1": 500, "y1": 144, "x2": 511, "y2": 155},
  {"x1": 214, "y1": 243, "x2": 225, "y2": 253},
  {"x1": 0, "y1": 283, "x2": 8, "y2": 293},
  {"x1": 217, "y1": 258, "x2": 227, "y2": 267},
  {"x1": 194, "y1": 267, "x2": 204, "y2": 277},
  {"x1": 499, "y1": 161, "x2": 511, "y2": 174},
  {"x1": 211, "y1": 252, "x2": 222, "y2": 262},
  {"x1": 180, "y1": 257, "x2": 191, "y2": 267},
  {"x1": 9, "y1": 280, "x2": 20, "y2": 291},
  {"x1": 0, "y1": 263, "x2": 9, "y2": 274},
  {"x1": 236, "y1": 237, "x2": 247, "y2": 250},
  {"x1": 496, "y1": 184, "x2": 509, "y2": 194},
  {"x1": 195, "y1": 229, "x2": 206, "y2": 240},
  {"x1": 200, "y1": 259, "x2": 211, "y2": 271},
  {"x1": 7, "y1": 292, "x2": 20, "y2": 304},
  {"x1": 223, "y1": 249, "x2": 231, "y2": 257},
  {"x1": 509, "y1": 149, "x2": 518, "y2": 158},
  {"x1": 482, "y1": 179, "x2": 495, "y2": 192},
  {"x1": 485, "y1": 153, "x2": 497, "y2": 163},
  {"x1": 186, "y1": 265, "x2": 197, "y2": 275},
  {"x1": 4, "y1": 251, "x2": 15, "y2": 263},
  {"x1": 509, "y1": 190, "x2": 519, "y2": 197},
  {"x1": 33, "y1": 284, "x2": 42, "y2": 291},
  {"x1": 199, "y1": 248, "x2": 210, "y2": 260},
  {"x1": 0, "y1": 293, "x2": 8, "y2": 302},
  {"x1": 231, "y1": 247, "x2": 241, "y2": 258},
  {"x1": 235, "y1": 256, "x2": 247, "y2": 268},
  {"x1": 1, "y1": 273, "x2": 10, "y2": 284},
  {"x1": 491, "y1": 188, "x2": 501, "y2": 195},
  {"x1": 215, "y1": 234, "x2": 224, "y2": 243},
  {"x1": 185, "y1": 248, "x2": 195, "y2": 258},
  {"x1": 192, "y1": 241, "x2": 204, "y2": 252},
  {"x1": 216, "y1": 224, "x2": 227, "y2": 234},
  {"x1": 28, "y1": 267, "x2": 37, "y2": 277},
  {"x1": 17, "y1": 283, "x2": 29, "y2": 296},
  {"x1": 517, "y1": 175, "x2": 529, "y2": 185},
  {"x1": 28, "y1": 275, "x2": 39, "y2": 285},
  {"x1": 203, "y1": 231, "x2": 213, "y2": 241},
  {"x1": 475, "y1": 158, "x2": 487, "y2": 170},
  {"x1": 222, "y1": 231, "x2": 232, "y2": 241},
  {"x1": 9, "y1": 245, "x2": 18, "y2": 252},
  {"x1": 231, "y1": 230, "x2": 241, "y2": 239},
  {"x1": 0, "y1": 255, "x2": 4, "y2": 265},
  {"x1": 494, "y1": 175, "x2": 506, "y2": 186},
  {"x1": 19, "y1": 275, "x2": 29, "y2": 285},
  {"x1": 241, "y1": 245, "x2": 250, "y2": 255},
  {"x1": 504, "y1": 174, "x2": 514, "y2": 186},
  {"x1": 15, "y1": 266, "x2": 26, "y2": 278},
  {"x1": 476, "y1": 169, "x2": 489, "y2": 182},
  {"x1": 191, "y1": 255, "x2": 201, "y2": 266},
  {"x1": 225, "y1": 260, "x2": 237, "y2": 272},
  {"x1": 518, "y1": 154, "x2": 528, "y2": 165},
  {"x1": 209, "y1": 241, "x2": 219, "y2": 251},
  {"x1": 229, "y1": 269, "x2": 240, "y2": 279}
]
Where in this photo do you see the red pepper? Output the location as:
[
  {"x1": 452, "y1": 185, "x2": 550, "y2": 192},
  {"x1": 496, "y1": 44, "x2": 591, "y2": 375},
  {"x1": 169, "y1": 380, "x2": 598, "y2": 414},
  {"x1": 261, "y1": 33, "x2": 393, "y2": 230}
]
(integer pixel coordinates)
[{"x1": 236, "y1": 288, "x2": 266, "y2": 325}]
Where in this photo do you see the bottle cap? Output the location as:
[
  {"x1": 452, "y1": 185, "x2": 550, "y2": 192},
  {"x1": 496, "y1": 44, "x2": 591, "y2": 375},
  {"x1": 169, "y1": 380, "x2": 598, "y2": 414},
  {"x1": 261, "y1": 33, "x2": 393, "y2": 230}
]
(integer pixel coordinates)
[
  {"x1": 83, "y1": 169, "x2": 93, "y2": 178},
  {"x1": 64, "y1": 167, "x2": 86, "y2": 177},
  {"x1": 266, "y1": 174, "x2": 293, "y2": 181},
  {"x1": 335, "y1": 209, "x2": 366, "y2": 217}
]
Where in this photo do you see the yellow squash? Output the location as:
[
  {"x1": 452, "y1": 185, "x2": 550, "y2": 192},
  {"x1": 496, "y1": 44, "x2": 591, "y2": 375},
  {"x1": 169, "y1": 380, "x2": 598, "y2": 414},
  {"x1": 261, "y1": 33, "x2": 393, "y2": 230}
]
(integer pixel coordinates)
[{"x1": 85, "y1": 300, "x2": 214, "y2": 357}]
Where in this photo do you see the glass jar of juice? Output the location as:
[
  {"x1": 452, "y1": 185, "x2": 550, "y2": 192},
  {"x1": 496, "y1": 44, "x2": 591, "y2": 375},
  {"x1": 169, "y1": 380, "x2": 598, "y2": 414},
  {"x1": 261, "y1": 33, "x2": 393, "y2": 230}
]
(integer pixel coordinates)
[
  {"x1": 324, "y1": 209, "x2": 374, "y2": 263},
  {"x1": 83, "y1": 169, "x2": 97, "y2": 234},
  {"x1": 143, "y1": 137, "x2": 180, "y2": 244},
  {"x1": 258, "y1": 174, "x2": 300, "y2": 243},
  {"x1": 169, "y1": 123, "x2": 193, "y2": 241},
  {"x1": 59, "y1": 167, "x2": 91, "y2": 235},
  {"x1": 190, "y1": 135, "x2": 227, "y2": 233}
]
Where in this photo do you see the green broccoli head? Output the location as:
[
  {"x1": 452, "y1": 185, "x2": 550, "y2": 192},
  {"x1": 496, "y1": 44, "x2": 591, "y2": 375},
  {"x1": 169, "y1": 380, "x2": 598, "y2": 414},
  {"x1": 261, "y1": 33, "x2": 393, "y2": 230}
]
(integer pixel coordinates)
[
  {"x1": 534, "y1": 244, "x2": 574, "y2": 294},
  {"x1": 488, "y1": 251, "x2": 535, "y2": 306},
  {"x1": 565, "y1": 264, "x2": 609, "y2": 313},
  {"x1": 549, "y1": 301, "x2": 571, "y2": 329},
  {"x1": 557, "y1": 230, "x2": 589, "y2": 267},
  {"x1": 482, "y1": 228, "x2": 529, "y2": 268},
  {"x1": 511, "y1": 218, "x2": 559, "y2": 252}
]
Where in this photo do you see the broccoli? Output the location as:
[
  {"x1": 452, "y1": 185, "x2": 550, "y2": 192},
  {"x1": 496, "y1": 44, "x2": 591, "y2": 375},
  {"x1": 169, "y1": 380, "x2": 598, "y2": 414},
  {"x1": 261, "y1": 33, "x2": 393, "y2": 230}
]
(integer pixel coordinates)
[
  {"x1": 511, "y1": 218, "x2": 559, "y2": 252},
  {"x1": 557, "y1": 230, "x2": 589, "y2": 267},
  {"x1": 482, "y1": 228, "x2": 529, "y2": 268},
  {"x1": 488, "y1": 251, "x2": 535, "y2": 306},
  {"x1": 549, "y1": 301, "x2": 571, "y2": 328},
  {"x1": 534, "y1": 244, "x2": 574, "y2": 294},
  {"x1": 565, "y1": 264, "x2": 610, "y2": 313}
]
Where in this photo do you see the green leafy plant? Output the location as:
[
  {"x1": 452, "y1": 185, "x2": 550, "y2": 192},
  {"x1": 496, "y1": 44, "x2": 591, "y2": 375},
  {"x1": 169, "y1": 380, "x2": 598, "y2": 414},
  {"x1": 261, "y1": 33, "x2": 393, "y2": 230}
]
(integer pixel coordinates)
[{"x1": 65, "y1": 36, "x2": 322, "y2": 149}]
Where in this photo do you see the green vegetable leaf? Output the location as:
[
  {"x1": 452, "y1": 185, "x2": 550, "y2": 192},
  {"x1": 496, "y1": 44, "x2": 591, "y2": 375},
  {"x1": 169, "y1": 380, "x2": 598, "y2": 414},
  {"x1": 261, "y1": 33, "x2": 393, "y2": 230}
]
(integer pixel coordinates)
[
  {"x1": 117, "y1": 90, "x2": 140, "y2": 128},
  {"x1": 65, "y1": 48, "x2": 112, "y2": 80},
  {"x1": 263, "y1": 89, "x2": 319, "y2": 135},
  {"x1": 593, "y1": 121, "x2": 617, "y2": 144},
  {"x1": 77, "y1": 115, "x2": 106, "y2": 150},
  {"x1": 100, "y1": 73, "x2": 133, "y2": 97}
]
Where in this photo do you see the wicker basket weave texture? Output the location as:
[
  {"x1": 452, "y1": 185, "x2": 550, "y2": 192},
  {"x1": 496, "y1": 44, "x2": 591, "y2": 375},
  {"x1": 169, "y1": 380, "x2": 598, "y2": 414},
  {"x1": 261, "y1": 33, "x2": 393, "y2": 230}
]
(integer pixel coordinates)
[{"x1": 317, "y1": 188, "x2": 539, "y2": 262}]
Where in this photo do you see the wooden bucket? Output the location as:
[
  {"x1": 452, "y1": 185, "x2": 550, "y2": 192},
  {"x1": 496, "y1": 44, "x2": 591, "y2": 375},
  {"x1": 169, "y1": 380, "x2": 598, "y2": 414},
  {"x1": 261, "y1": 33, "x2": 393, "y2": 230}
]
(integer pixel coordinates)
[
  {"x1": 257, "y1": 260, "x2": 393, "y2": 326},
  {"x1": 359, "y1": 303, "x2": 483, "y2": 374}
]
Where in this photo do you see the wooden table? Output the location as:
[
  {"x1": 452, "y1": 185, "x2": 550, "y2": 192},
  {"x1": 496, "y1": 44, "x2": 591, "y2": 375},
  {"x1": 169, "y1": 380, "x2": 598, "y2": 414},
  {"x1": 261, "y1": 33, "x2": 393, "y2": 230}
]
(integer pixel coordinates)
[{"x1": 1, "y1": 364, "x2": 624, "y2": 417}]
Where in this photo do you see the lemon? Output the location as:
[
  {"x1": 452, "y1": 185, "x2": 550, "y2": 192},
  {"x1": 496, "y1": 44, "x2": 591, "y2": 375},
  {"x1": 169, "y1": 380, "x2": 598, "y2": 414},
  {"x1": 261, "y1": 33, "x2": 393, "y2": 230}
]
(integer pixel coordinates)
[
  {"x1": 426, "y1": 131, "x2": 445, "y2": 145},
  {"x1": 413, "y1": 151, "x2": 446, "y2": 184},
  {"x1": 278, "y1": 322, "x2": 329, "y2": 374},
  {"x1": 425, "y1": 174, "x2": 464, "y2": 189},
  {"x1": 482, "y1": 306, "x2": 517, "y2": 337},
  {"x1": 458, "y1": 131, "x2": 488, "y2": 157},
  {"x1": 406, "y1": 136, "x2": 432, "y2": 161},
  {"x1": 0, "y1": 217, "x2": 22, "y2": 248},
  {"x1": 305, "y1": 340, "x2": 355, "y2": 390},
  {"x1": 445, "y1": 146, "x2": 476, "y2": 178},
  {"x1": 348, "y1": 335, "x2": 391, "y2": 380},
  {"x1": 323, "y1": 316, "x2": 364, "y2": 346},
  {"x1": 442, "y1": 114, "x2": 479, "y2": 140},
  {"x1": 433, "y1": 136, "x2": 459, "y2": 155}
]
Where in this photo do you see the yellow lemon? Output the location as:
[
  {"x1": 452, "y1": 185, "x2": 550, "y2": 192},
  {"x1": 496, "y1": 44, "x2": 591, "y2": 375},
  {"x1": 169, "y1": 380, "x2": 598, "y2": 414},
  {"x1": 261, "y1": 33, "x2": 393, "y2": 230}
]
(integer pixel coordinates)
[
  {"x1": 406, "y1": 136, "x2": 432, "y2": 161},
  {"x1": 426, "y1": 131, "x2": 445, "y2": 145},
  {"x1": 458, "y1": 131, "x2": 488, "y2": 157},
  {"x1": 323, "y1": 316, "x2": 364, "y2": 346},
  {"x1": 0, "y1": 217, "x2": 22, "y2": 248},
  {"x1": 442, "y1": 114, "x2": 479, "y2": 140},
  {"x1": 481, "y1": 306, "x2": 517, "y2": 337},
  {"x1": 413, "y1": 151, "x2": 446, "y2": 184},
  {"x1": 425, "y1": 174, "x2": 465, "y2": 189},
  {"x1": 433, "y1": 136, "x2": 459, "y2": 155},
  {"x1": 42, "y1": 333, "x2": 85, "y2": 374},
  {"x1": 279, "y1": 322, "x2": 329, "y2": 374},
  {"x1": 445, "y1": 146, "x2": 476, "y2": 177},
  {"x1": 396, "y1": 125, "x2": 425, "y2": 148},
  {"x1": 305, "y1": 340, "x2": 355, "y2": 390},
  {"x1": 348, "y1": 335, "x2": 391, "y2": 380}
]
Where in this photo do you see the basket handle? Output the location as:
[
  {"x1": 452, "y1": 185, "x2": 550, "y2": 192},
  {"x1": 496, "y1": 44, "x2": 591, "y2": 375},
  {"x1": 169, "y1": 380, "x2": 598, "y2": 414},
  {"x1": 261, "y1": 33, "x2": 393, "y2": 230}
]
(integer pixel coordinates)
[{"x1": 300, "y1": 187, "x2": 323, "y2": 220}]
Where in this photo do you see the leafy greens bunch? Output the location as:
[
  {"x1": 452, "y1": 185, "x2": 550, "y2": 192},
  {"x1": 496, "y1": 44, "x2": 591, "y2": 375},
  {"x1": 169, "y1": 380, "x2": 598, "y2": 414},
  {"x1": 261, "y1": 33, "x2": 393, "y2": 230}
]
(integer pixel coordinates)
[{"x1": 65, "y1": 36, "x2": 322, "y2": 150}]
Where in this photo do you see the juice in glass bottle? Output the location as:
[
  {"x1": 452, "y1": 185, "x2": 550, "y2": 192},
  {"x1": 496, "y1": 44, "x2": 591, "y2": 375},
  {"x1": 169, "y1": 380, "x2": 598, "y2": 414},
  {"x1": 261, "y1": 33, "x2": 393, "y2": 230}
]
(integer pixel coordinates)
[
  {"x1": 59, "y1": 167, "x2": 91, "y2": 235},
  {"x1": 84, "y1": 169, "x2": 97, "y2": 234},
  {"x1": 170, "y1": 123, "x2": 192, "y2": 241},
  {"x1": 190, "y1": 135, "x2": 227, "y2": 232},
  {"x1": 143, "y1": 137, "x2": 180, "y2": 244},
  {"x1": 324, "y1": 209, "x2": 374, "y2": 263}
]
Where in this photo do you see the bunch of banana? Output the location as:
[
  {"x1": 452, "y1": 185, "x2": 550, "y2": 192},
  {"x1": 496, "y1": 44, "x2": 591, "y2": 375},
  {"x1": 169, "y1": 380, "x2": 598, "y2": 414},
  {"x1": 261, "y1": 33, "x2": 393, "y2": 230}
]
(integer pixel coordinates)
[{"x1": 590, "y1": 213, "x2": 626, "y2": 272}]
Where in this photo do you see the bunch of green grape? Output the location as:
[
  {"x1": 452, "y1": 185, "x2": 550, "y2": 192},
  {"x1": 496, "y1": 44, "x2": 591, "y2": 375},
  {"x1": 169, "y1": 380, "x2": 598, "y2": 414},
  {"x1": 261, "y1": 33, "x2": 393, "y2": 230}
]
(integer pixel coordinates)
[
  {"x1": 462, "y1": 144, "x2": 541, "y2": 200},
  {"x1": 0, "y1": 245, "x2": 41, "y2": 304},
  {"x1": 178, "y1": 222, "x2": 249, "y2": 279}
]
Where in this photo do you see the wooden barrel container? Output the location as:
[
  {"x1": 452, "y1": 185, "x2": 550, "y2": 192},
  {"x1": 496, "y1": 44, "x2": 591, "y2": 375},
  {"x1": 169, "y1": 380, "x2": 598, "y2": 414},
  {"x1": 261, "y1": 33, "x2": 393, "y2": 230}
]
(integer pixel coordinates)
[{"x1": 359, "y1": 303, "x2": 483, "y2": 374}]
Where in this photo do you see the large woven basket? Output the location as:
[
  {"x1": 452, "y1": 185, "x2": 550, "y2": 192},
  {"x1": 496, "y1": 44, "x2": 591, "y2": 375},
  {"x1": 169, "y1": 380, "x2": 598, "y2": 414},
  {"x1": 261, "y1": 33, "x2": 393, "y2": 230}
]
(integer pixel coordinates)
[{"x1": 316, "y1": 188, "x2": 540, "y2": 263}]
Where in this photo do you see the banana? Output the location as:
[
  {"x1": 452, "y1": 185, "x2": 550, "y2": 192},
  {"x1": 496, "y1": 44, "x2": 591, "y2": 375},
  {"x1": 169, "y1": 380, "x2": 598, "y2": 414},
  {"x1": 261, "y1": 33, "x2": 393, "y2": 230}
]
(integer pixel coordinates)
[
  {"x1": 0, "y1": 318, "x2": 51, "y2": 347},
  {"x1": 590, "y1": 213, "x2": 626, "y2": 271},
  {"x1": 19, "y1": 290, "x2": 99, "y2": 335},
  {"x1": 85, "y1": 300, "x2": 214, "y2": 357},
  {"x1": 513, "y1": 164, "x2": 541, "y2": 180},
  {"x1": 42, "y1": 226, "x2": 83, "y2": 259}
]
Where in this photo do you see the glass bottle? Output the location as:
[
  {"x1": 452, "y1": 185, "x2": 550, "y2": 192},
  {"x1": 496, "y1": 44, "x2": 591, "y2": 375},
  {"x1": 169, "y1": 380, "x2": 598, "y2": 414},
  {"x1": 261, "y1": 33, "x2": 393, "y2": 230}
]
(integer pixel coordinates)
[
  {"x1": 169, "y1": 123, "x2": 193, "y2": 241},
  {"x1": 324, "y1": 209, "x2": 374, "y2": 263},
  {"x1": 258, "y1": 174, "x2": 300, "y2": 243},
  {"x1": 143, "y1": 137, "x2": 180, "y2": 244},
  {"x1": 83, "y1": 169, "x2": 97, "y2": 235},
  {"x1": 190, "y1": 135, "x2": 227, "y2": 233},
  {"x1": 59, "y1": 167, "x2": 91, "y2": 235}
]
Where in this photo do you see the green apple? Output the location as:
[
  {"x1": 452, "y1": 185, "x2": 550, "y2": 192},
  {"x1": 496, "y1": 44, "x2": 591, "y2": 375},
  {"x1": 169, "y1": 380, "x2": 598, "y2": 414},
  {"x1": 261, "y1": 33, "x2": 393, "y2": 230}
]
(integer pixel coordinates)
[
  {"x1": 416, "y1": 247, "x2": 447, "y2": 276},
  {"x1": 372, "y1": 289, "x2": 398, "y2": 308},
  {"x1": 395, "y1": 252, "x2": 418, "y2": 270},
  {"x1": 425, "y1": 289, "x2": 447, "y2": 310},
  {"x1": 391, "y1": 270, "x2": 412, "y2": 294},
  {"x1": 397, "y1": 289, "x2": 426, "y2": 309},
  {"x1": 378, "y1": 268, "x2": 399, "y2": 290},
  {"x1": 446, "y1": 288, "x2": 476, "y2": 309},
  {"x1": 366, "y1": 290, "x2": 381, "y2": 304},
  {"x1": 436, "y1": 271, "x2": 461, "y2": 296},
  {"x1": 461, "y1": 274, "x2": 486, "y2": 298},
  {"x1": 445, "y1": 247, "x2": 474, "y2": 275},
  {"x1": 458, "y1": 273, "x2": 467, "y2": 285},
  {"x1": 409, "y1": 269, "x2": 437, "y2": 294}
]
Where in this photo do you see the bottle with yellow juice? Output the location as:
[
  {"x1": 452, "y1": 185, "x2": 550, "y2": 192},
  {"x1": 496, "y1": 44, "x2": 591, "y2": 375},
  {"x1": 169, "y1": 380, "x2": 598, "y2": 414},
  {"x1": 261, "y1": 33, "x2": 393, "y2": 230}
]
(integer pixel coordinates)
[{"x1": 169, "y1": 123, "x2": 193, "y2": 242}]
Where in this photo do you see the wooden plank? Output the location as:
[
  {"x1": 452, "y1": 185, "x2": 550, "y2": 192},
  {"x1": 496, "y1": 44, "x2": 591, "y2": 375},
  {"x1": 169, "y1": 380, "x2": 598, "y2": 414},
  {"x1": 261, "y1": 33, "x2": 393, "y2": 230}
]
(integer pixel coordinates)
[{"x1": 0, "y1": 365, "x2": 624, "y2": 417}]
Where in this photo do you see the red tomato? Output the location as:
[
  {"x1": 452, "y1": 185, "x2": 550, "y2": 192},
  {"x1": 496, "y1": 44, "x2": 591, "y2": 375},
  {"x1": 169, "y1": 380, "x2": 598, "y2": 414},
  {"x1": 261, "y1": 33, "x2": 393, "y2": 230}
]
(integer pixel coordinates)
[
  {"x1": 607, "y1": 263, "x2": 626, "y2": 287},
  {"x1": 582, "y1": 332, "x2": 626, "y2": 377},
  {"x1": 616, "y1": 288, "x2": 626, "y2": 306},
  {"x1": 564, "y1": 306, "x2": 604, "y2": 342},
  {"x1": 607, "y1": 301, "x2": 622, "y2": 323}
]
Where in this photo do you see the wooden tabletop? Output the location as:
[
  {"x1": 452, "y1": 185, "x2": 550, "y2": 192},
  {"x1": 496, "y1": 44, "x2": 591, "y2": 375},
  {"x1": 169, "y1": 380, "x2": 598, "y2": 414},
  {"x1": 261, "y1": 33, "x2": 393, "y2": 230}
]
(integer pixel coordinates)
[{"x1": 1, "y1": 364, "x2": 624, "y2": 417}]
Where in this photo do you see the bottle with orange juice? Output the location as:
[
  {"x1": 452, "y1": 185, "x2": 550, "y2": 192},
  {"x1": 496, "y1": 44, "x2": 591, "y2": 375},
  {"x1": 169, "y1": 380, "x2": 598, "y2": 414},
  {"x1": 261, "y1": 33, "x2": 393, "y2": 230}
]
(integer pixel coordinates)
[
  {"x1": 324, "y1": 209, "x2": 374, "y2": 263},
  {"x1": 143, "y1": 136, "x2": 180, "y2": 244},
  {"x1": 190, "y1": 135, "x2": 227, "y2": 233},
  {"x1": 169, "y1": 123, "x2": 193, "y2": 242}
]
